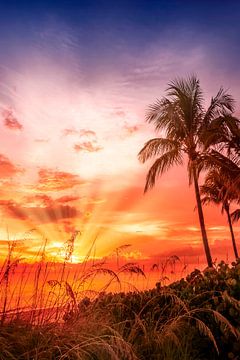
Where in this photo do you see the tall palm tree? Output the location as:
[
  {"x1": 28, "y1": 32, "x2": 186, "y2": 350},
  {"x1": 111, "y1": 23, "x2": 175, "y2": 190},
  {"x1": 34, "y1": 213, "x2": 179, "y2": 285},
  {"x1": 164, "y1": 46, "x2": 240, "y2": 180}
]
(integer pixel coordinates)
[
  {"x1": 138, "y1": 76, "x2": 235, "y2": 268},
  {"x1": 201, "y1": 169, "x2": 239, "y2": 259}
]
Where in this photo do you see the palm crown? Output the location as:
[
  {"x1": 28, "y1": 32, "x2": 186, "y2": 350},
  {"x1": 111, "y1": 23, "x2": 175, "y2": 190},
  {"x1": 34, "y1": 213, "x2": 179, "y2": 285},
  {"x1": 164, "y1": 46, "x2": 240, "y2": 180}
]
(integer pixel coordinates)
[{"x1": 139, "y1": 76, "x2": 235, "y2": 191}]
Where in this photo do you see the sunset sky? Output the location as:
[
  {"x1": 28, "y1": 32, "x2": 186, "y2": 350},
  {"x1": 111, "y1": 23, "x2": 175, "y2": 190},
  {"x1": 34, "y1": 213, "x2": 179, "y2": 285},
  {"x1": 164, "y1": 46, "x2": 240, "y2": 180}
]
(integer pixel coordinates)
[{"x1": 0, "y1": 0, "x2": 239, "y2": 266}]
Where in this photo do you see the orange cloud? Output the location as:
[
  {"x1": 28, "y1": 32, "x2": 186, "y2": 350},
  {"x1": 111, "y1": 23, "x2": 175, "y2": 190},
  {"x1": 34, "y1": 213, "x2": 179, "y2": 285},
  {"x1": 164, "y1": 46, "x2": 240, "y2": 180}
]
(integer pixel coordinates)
[
  {"x1": 61, "y1": 219, "x2": 78, "y2": 234},
  {"x1": 0, "y1": 199, "x2": 27, "y2": 220},
  {"x1": 63, "y1": 128, "x2": 96, "y2": 138},
  {"x1": 1, "y1": 107, "x2": 23, "y2": 130},
  {"x1": 63, "y1": 128, "x2": 79, "y2": 136},
  {"x1": 150, "y1": 236, "x2": 240, "y2": 265},
  {"x1": 0, "y1": 154, "x2": 24, "y2": 178},
  {"x1": 79, "y1": 129, "x2": 96, "y2": 137},
  {"x1": 123, "y1": 122, "x2": 139, "y2": 135},
  {"x1": 0, "y1": 199, "x2": 78, "y2": 223},
  {"x1": 24, "y1": 194, "x2": 80, "y2": 206},
  {"x1": 23, "y1": 194, "x2": 53, "y2": 207},
  {"x1": 36, "y1": 168, "x2": 84, "y2": 192},
  {"x1": 56, "y1": 195, "x2": 80, "y2": 203},
  {"x1": 74, "y1": 141, "x2": 102, "y2": 153}
]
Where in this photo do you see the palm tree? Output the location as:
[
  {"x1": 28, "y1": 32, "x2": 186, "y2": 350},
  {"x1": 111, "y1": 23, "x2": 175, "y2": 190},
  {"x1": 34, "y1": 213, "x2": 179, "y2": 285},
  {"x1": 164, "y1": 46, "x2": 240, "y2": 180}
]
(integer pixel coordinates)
[
  {"x1": 138, "y1": 76, "x2": 235, "y2": 268},
  {"x1": 201, "y1": 169, "x2": 239, "y2": 259},
  {"x1": 200, "y1": 114, "x2": 240, "y2": 197},
  {"x1": 202, "y1": 114, "x2": 240, "y2": 157}
]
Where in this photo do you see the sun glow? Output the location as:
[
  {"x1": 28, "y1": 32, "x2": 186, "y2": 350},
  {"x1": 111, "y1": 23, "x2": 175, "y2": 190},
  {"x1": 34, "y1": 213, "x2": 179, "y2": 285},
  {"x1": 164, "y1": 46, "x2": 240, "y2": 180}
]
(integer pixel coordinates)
[{"x1": 50, "y1": 241, "x2": 63, "y2": 249}]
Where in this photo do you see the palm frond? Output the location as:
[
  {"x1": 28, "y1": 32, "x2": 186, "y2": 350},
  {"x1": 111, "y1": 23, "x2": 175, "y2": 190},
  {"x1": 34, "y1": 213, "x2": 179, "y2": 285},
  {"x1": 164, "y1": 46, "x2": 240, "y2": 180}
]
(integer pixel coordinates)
[
  {"x1": 146, "y1": 98, "x2": 186, "y2": 139},
  {"x1": 167, "y1": 76, "x2": 203, "y2": 132},
  {"x1": 231, "y1": 209, "x2": 240, "y2": 223},
  {"x1": 138, "y1": 138, "x2": 180, "y2": 163},
  {"x1": 144, "y1": 148, "x2": 183, "y2": 192},
  {"x1": 205, "y1": 151, "x2": 240, "y2": 197},
  {"x1": 201, "y1": 114, "x2": 240, "y2": 153},
  {"x1": 200, "y1": 168, "x2": 238, "y2": 213},
  {"x1": 201, "y1": 194, "x2": 215, "y2": 206},
  {"x1": 199, "y1": 150, "x2": 240, "y2": 177},
  {"x1": 204, "y1": 88, "x2": 235, "y2": 124}
]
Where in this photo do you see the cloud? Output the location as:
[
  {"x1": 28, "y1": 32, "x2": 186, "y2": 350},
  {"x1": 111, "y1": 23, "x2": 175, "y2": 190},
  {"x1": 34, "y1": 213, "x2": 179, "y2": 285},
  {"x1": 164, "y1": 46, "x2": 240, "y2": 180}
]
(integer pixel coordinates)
[
  {"x1": 30, "y1": 204, "x2": 78, "y2": 223},
  {"x1": 79, "y1": 129, "x2": 96, "y2": 137},
  {"x1": 36, "y1": 168, "x2": 84, "y2": 192},
  {"x1": 0, "y1": 154, "x2": 24, "y2": 178},
  {"x1": 23, "y1": 193, "x2": 80, "y2": 206},
  {"x1": 63, "y1": 127, "x2": 96, "y2": 138},
  {"x1": 56, "y1": 195, "x2": 80, "y2": 203},
  {"x1": 1, "y1": 107, "x2": 23, "y2": 130},
  {"x1": 23, "y1": 194, "x2": 53, "y2": 207},
  {"x1": 74, "y1": 141, "x2": 103, "y2": 153},
  {"x1": 149, "y1": 235, "x2": 240, "y2": 265},
  {"x1": 0, "y1": 199, "x2": 27, "y2": 220},
  {"x1": 157, "y1": 245, "x2": 204, "y2": 259},
  {"x1": 69, "y1": 128, "x2": 102, "y2": 153},
  {"x1": 63, "y1": 128, "x2": 79, "y2": 136},
  {"x1": 60, "y1": 219, "x2": 78, "y2": 234},
  {"x1": 123, "y1": 122, "x2": 140, "y2": 135},
  {"x1": 85, "y1": 197, "x2": 105, "y2": 205},
  {"x1": 0, "y1": 199, "x2": 78, "y2": 223}
]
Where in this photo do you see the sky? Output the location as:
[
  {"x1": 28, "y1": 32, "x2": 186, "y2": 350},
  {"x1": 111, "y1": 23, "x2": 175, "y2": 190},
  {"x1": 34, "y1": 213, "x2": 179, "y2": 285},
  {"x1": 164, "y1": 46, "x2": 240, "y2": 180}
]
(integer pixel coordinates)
[{"x1": 0, "y1": 0, "x2": 239, "y2": 267}]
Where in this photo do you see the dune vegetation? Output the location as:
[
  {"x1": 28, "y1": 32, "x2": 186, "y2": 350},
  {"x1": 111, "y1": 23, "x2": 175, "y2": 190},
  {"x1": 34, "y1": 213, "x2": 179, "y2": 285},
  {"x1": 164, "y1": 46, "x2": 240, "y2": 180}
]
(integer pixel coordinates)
[{"x1": 0, "y1": 256, "x2": 240, "y2": 359}]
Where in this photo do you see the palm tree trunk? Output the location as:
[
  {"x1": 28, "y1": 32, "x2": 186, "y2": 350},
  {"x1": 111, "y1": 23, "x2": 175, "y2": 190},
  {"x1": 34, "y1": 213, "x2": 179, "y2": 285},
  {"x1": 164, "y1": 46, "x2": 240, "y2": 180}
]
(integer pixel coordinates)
[
  {"x1": 225, "y1": 206, "x2": 239, "y2": 259},
  {"x1": 193, "y1": 167, "x2": 213, "y2": 267}
]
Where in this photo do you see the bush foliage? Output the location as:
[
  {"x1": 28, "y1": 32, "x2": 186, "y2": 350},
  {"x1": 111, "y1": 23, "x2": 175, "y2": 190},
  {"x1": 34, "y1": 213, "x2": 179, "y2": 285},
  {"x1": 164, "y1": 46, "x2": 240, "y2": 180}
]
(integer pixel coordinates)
[{"x1": 1, "y1": 260, "x2": 240, "y2": 359}]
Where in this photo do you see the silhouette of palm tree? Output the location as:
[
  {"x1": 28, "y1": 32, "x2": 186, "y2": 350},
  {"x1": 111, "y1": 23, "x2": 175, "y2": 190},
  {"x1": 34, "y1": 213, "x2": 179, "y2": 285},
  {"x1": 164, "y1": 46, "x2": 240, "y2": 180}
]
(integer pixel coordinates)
[
  {"x1": 200, "y1": 111, "x2": 240, "y2": 197},
  {"x1": 201, "y1": 169, "x2": 239, "y2": 259},
  {"x1": 138, "y1": 76, "x2": 235, "y2": 267}
]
